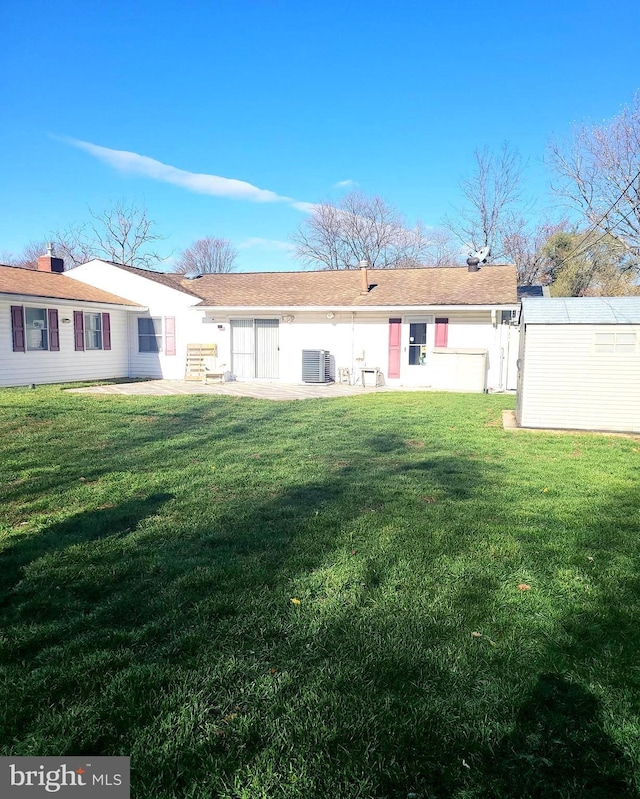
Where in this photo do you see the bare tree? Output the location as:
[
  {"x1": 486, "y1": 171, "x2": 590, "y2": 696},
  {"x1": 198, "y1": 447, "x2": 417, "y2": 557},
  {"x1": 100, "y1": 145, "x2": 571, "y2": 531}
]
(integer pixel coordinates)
[
  {"x1": 1, "y1": 240, "x2": 49, "y2": 269},
  {"x1": 90, "y1": 200, "x2": 166, "y2": 268},
  {"x1": 548, "y1": 93, "x2": 640, "y2": 256},
  {"x1": 424, "y1": 228, "x2": 464, "y2": 267},
  {"x1": 291, "y1": 191, "x2": 429, "y2": 270},
  {"x1": 51, "y1": 223, "x2": 97, "y2": 268},
  {"x1": 175, "y1": 237, "x2": 238, "y2": 275},
  {"x1": 444, "y1": 143, "x2": 525, "y2": 260},
  {"x1": 502, "y1": 218, "x2": 570, "y2": 284}
]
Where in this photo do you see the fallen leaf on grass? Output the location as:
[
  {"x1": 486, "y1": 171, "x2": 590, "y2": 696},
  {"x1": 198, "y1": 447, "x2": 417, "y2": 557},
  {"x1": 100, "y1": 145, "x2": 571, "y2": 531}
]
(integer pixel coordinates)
[
  {"x1": 269, "y1": 668, "x2": 278, "y2": 674},
  {"x1": 290, "y1": 598, "x2": 301, "y2": 606},
  {"x1": 471, "y1": 631, "x2": 482, "y2": 638},
  {"x1": 517, "y1": 583, "x2": 531, "y2": 591},
  {"x1": 421, "y1": 496, "x2": 438, "y2": 504},
  {"x1": 541, "y1": 487, "x2": 548, "y2": 493},
  {"x1": 587, "y1": 556, "x2": 594, "y2": 562}
]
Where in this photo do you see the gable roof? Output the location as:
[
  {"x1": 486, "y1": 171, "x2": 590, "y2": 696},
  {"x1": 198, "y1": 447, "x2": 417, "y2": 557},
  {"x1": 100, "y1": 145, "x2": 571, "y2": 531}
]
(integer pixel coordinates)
[
  {"x1": 522, "y1": 297, "x2": 640, "y2": 324},
  {"x1": 86, "y1": 260, "x2": 204, "y2": 298},
  {"x1": 0, "y1": 265, "x2": 142, "y2": 307},
  {"x1": 160, "y1": 264, "x2": 517, "y2": 307}
]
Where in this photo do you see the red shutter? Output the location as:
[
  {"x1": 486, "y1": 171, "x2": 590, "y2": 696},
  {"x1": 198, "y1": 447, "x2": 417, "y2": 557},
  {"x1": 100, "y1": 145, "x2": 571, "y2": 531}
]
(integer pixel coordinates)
[
  {"x1": 74, "y1": 311, "x2": 85, "y2": 351},
  {"x1": 48, "y1": 309, "x2": 60, "y2": 351},
  {"x1": 388, "y1": 318, "x2": 401, "y2": 379},
  {"x1": 102, "y1": 313, "x2": 111, "y2": 350},
  {"x1": 164, "y1": 316, "x2": 176, "y2": 356},
  {"x1": 435, "y1": 318, "x2": 448, "y2": 348},
  {"x1": 11, "y1": 306, "x2": 25, "y2": 352}
]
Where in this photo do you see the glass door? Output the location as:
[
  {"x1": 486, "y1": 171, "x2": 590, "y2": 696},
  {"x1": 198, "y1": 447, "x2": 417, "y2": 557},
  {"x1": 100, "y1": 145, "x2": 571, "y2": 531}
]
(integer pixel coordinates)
[{"x1": 404, "y1": 317, "x2": 432, "y2": 385}]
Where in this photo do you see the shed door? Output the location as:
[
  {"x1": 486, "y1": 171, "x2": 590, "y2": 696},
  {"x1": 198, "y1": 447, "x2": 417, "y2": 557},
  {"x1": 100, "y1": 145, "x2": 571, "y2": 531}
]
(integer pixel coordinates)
[
  {"x1": 231, "y1": 320, "x2": 254, "y2": 378},
  {"x1": 255, "y1": 319, "x2": 279, "y2": 378}
]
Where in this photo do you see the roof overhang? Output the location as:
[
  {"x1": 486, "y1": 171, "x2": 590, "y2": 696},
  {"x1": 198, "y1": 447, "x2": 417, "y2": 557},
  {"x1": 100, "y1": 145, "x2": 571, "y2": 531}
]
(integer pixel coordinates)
[
  {"x1": 195, "y1": 303, "x2": 520, "y2": 313},
  {"x1": 1, "y1": 292, "x2": 146, "y2": 311}
]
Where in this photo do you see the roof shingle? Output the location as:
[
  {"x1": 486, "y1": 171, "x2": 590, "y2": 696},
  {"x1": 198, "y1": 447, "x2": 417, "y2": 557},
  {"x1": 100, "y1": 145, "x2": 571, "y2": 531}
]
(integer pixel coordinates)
[
  {"x1": 0, "y1": 265, "x2": 142, "y2": 307},
  {"x1": 169, "y1": 264, "x2": 518, "y2": 307}
]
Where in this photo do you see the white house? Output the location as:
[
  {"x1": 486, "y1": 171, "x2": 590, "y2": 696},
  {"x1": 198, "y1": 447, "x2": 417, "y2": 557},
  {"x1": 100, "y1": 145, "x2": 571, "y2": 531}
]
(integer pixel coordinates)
[
  {"x1": 66, "y1": 259, "x2": 519, "y2": 392},
  {"x1": 0, "y1": 254, "x2": 143, "y2": 388},
  {"x1": 517, "y1": 297, "x2": 640, "y2": 433}
]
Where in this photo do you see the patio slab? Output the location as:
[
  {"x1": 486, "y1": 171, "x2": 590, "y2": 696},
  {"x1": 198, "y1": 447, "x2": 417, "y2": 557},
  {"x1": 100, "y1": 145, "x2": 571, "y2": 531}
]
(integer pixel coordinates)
[{"x1": 66, "y1": 379, "x2": 405, "y2": 401}]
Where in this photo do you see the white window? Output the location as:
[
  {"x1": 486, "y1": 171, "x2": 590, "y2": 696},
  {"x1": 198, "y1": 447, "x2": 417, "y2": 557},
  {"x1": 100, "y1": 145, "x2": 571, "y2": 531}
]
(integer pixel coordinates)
[
  {"x1": 593, "y1": 331, "x2": 638, "y2": 354},
  {"x1": 138, "y1": 318, "x2": 162, "y2": 353},
  {"x1": 84, "y1": 313, "x2": 103, "y2": 350},
  {"x1": 25, "y1": 307, "x2": 48, "y2": 351}
]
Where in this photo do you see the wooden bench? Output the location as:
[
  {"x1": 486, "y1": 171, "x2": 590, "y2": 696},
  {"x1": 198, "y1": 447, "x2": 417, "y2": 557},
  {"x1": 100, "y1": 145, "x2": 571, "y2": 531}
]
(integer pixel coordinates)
[{"x1": 185, "y1": 344, "x2": 224, "y2": 383}]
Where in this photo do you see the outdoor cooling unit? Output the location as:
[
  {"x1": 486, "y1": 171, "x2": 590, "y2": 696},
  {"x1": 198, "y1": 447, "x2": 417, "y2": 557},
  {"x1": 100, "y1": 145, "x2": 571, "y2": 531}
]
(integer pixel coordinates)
[{"x1": 302, "y1": 350, "x2": 332, "y2": 383}]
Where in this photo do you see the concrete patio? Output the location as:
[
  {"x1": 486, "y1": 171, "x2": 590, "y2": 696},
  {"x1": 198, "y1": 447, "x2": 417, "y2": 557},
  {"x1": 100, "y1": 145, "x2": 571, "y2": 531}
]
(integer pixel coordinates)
[{"x1": 66, "y1": 379, "x2": 410, "y2": 401}]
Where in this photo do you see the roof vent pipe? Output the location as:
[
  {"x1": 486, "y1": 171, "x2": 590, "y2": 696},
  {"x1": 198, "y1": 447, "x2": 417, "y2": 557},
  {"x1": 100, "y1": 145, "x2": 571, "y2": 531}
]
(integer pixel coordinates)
[
  {"x1": 359, "y1": 260, "x2": 369, "y2": 293},
  {"x1": 466, "y1": 257, "x2": 480, "y2": 273}
]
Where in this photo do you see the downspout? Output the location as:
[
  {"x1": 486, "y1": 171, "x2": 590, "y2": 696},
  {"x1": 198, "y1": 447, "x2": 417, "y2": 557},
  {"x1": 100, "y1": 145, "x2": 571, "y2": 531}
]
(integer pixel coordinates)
[{"x1": 351, "y1": 311, "x2": 355, "y2": 384}]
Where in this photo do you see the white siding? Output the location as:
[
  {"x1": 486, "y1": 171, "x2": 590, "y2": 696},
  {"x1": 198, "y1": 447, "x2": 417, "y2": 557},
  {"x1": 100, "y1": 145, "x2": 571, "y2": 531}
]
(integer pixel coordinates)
[
  {"x1": 0, "y1": 298, "x2": 129, "y2": 387},
  {"x1": 191, "y1": 310, "x2": 511, "y2": 391},
  {"x1": 519, "y1": 324, "x2": 640, "y2": 432},
  {"x1": 68, "y1": 261, "x2": 201, "y2": 380}
]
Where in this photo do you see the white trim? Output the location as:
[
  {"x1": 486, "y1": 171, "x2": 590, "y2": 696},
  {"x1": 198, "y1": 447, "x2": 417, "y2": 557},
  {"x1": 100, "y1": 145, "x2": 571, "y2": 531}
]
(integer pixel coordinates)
[
  {"x1": 194, "y1": 304, "x2": 519, "y2": 313},
  {"x1": 0, "y1": 293, "x2": 145, "y2": 311}
]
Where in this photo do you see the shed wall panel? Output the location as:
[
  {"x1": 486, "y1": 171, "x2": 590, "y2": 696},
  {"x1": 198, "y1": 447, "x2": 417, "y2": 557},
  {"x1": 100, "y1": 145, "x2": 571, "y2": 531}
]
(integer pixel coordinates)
[{"x1": 520, "y1": 324, "x2": 640, "y2": 432}]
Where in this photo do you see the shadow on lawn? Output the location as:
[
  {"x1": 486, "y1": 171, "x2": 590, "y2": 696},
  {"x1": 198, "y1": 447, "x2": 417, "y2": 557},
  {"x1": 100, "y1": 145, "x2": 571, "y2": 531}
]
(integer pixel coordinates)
[
  {"x1": 1, "y1": 424, "x2": 640, "y2": 798},
  {"x1": 482, "y1": 674, "x2": 635, "y2": 798},
  {"x1": 0, "y1": 493, "x2": 172, "y2": 609}
]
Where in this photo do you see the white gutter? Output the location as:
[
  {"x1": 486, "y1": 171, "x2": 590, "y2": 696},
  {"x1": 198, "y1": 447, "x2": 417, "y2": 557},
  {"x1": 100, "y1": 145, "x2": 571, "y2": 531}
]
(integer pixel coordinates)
[
  {"x1": 194, "y1": 304, "x2": 519, "y2": 313},
  {"x1": 1, "y1": 293, "x2": 146, "y2": 311}
]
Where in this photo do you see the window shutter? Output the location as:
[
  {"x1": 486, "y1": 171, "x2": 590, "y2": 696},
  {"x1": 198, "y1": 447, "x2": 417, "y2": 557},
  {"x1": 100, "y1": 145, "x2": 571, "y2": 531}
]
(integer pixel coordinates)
[
  {"x1": 102, "y1": 313, "x2": 111, "y2": 350},
  {"x1": 435, "y1": 318, "x2": 449, "y2": 348},
  {"x1": 164, "y1": 316, "x2": 176, "y2": 356},
  {"x1": 11, "y1": 305, "x2": 25, "y2": 352},
  {"x1": 48, "y1": 309, "x2": 60, "y2": 351},
  {"x1": 388, "y1": 318, "x2": 401, "y2": 379},
  {"x1": 73, "y1": 311, "x2": 85, "y2": 351}
]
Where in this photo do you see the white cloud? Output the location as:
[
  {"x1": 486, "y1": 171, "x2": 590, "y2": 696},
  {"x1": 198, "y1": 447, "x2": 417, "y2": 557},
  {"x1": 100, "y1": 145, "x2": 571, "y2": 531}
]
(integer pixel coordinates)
[
  {"x1": 63, "y1": 137, "x2": 295, "y2": 205},
  {"x1": 334, "y1": 179, "x2": 358, "y2": 188},
  {"x1": 237, "y1": 237, "x2": 295, "y2": 252}
]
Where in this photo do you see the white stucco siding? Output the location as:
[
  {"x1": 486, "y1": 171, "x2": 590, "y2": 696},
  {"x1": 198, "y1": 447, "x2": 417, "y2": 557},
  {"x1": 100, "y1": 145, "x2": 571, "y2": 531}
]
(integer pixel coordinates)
[
  {"x1": 68, "y1": 262, "x2": 202, "y2": 380},
  {"x1": 519, "y1": 324, "x2": 640, "y2": 432},
  {"x1": 0, "y1": 298, "x2": 129, "y2": 387}
]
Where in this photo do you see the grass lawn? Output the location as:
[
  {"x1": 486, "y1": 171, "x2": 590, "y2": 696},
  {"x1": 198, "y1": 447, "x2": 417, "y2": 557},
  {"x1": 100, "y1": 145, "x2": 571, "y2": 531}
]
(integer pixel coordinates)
[{"x1": 1, "y1": 386, "x2": 640, "y2": 798}]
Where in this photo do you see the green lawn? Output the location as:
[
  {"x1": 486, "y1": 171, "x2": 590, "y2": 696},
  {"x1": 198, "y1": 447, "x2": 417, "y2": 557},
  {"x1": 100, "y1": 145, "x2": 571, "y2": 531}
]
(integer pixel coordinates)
[{"x1": 1, "y1": 386, "x2": 640, "y2": 798}]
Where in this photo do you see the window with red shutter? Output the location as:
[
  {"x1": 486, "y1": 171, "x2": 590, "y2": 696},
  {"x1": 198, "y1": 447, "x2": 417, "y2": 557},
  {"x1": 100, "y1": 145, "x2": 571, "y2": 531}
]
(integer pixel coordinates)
[
  {"x1": 48, "y1": 309, "x2": 60, "y2": 351},
  {"x1": 102, "y1": 313, "x2": 111, "y2": 350},
  {"x1": 74, "y1": 311, "x2": 85, "y2": 351},
  {"x1": 388, "y1": 318, "x2": 401, "y2": 379},
  {"x1": 11, "y1": 306, "x2": 25, "y2": 352},
  {"x1": 164, "y1": 317, "x2": 176, "y2": 356},
  {"x1": 435, "y1": 318, "x2": 449, "y2": 348}
]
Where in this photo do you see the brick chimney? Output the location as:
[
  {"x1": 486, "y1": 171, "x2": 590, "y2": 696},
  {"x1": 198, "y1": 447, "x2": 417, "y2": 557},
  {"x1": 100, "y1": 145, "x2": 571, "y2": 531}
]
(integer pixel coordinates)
[
  {"x1": 359, "y1": 260, "x2": 369, "y2": 294},
  {"x1": 37, "y1": 243, "x2": 64, "y2": 273}
]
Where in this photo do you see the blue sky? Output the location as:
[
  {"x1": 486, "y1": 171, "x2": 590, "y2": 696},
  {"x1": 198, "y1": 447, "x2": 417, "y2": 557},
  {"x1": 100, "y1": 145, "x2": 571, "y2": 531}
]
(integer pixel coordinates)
[{"x1": 2, "y1": 0, "x2": 639, "y2": 272}]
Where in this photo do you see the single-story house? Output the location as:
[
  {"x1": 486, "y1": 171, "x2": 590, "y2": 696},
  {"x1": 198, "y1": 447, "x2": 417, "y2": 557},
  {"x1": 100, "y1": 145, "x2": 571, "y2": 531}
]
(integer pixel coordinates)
[
  {"x1": 64, "y1": 259, "x2": 520, "y2": 392},
  {"x1": 517, "y1": 297, "x2": 640, "y2": 433},
  {"x1": 0, "y1": 253, "x2": 143, "y2": 387}
]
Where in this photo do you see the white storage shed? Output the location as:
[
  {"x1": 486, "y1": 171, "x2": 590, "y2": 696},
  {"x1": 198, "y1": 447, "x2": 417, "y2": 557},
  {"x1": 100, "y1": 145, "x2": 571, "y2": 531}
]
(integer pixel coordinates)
[{"x1": 517, "y1": 297, "x2": 640, "y2": 433}]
